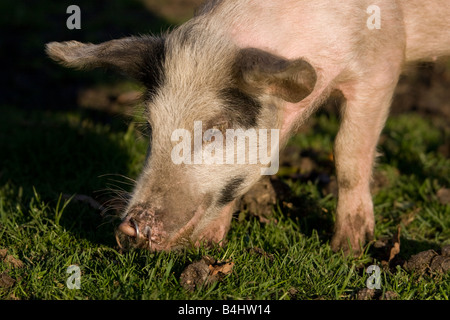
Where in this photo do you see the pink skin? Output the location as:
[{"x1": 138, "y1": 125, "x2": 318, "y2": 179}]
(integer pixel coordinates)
[
  {"x1": 224, "y1": 0, "x2": 406, "y2": 253},
  {"x1": 119, "y1": 1, "x2": 394, "y2": 253},
  {"x1": 227, "y1": 1, "x2": 349, "y2": 144},
  {"x1": 192, "y1": 201, "x2": 237, "y2": 246},
  {"x1": 118, "y1": 219, "x2": 136, "y2": 237}
]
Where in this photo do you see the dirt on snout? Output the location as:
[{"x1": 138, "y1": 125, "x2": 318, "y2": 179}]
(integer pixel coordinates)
[{"x1": 179, "y1": 256, "x2": 234, "y2": 292}]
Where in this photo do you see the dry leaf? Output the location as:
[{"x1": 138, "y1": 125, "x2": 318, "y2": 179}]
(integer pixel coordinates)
[
  {"x1": 5, "y1": 255, "x2": 24, "y2": 269},
  {"x1": 0, "y1": 249, "x2": 24, "y2": 269},
  {"x1": 388, "y1": 226, "x2": 401, "y2": 262},
  {"x1": 209, "y1": 261, "x2": 234, "y2": 277},
  {"x1": 0, "y1": 249, "x2": 7, "y2": 260}
]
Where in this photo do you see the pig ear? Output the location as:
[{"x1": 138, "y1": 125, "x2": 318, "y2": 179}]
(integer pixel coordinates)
[
  {"x1": 234, "y1": 48, "x2": 317, "y2": 103},
  {"x1": 45, "y1": 36, "x2": 165, "y2": 84}
]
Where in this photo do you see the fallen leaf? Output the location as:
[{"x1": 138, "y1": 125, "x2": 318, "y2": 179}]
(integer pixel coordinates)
[
  {"x1": 5, "y1": 255, "x2": 24, "y2": 269},
  {"x1": 0, "y1": 249, "x2": 24, "y2": 269},
  {"x1": 388, "y1": 226, "x2": 401, "y2": 262},
  {"x1": 209, "y1": 261, "x2": 234, "y2": 277},
  {"x1": 0, "y1": 249, "x2": 7, "y2": 259}
]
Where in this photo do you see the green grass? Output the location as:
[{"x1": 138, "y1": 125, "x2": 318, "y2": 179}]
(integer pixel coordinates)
[{"x1": 1, "y1": 106, "x2": 448, "y2": 300}]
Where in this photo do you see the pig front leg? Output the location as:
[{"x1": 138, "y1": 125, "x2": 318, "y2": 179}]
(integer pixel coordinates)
[{"x1": 331, "y1": 71, "x2": 400, "y2": 255}]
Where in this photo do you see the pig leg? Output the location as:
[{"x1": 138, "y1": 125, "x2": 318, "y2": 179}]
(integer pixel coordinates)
[{"x1": 330, "y1": 70, "x2": 401, "y2": 255}]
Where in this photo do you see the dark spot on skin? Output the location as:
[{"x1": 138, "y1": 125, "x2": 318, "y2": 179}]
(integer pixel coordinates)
[
  {"x1": 217, "y1": 177, "x2": 245, "y2": 206},
  {"x1": 140, "y1": 37, "x2": 166, "y2": 99},
  {"x1": 219, "y1": 87, "x2": 261, "y2": 128},
  {"x1": 86, "y1": 36, "x2": 165, "y2": 97},
  {"x1": 176, "y1": 22, "x2": 198, "y2": 48},
  {"x1": 352, "y1": 212, "x2": 365, "y2": 234},
  {"x1": 336, "y1": 171, "x2": 358, "y2": 190},
  {"x1": 338, "y1": 178, "x2": 352, "y2": 190}
]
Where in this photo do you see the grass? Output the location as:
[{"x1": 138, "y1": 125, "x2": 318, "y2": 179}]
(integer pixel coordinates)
[
  {"x1": 0, "y1": 106, "x2": 448, "y2": 300},
  {"x1": 0, "y1": 0, "x2": 448, "y2": 301}
]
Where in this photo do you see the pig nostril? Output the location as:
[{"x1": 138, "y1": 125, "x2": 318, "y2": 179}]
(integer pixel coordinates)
[
  {"x1": 117, "y1": 217, "x2": 154, "y2": 250},
  {"x1": 131, "y1": 219, "x2": 140, "y2": 239},
  {"x1": 118, "y1": 219, "x2": 137, "y2": 237}
]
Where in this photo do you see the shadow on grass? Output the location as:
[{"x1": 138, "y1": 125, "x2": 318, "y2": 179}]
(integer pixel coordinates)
[
  {"x1": 283, "y1": 193, "x2": 335, "y2": 242},
  {"x1": 368, "y1": 237, "x2": 443, "y2": 269},
  {"x1": 397, "y1": 238, "x2": 442, "y2": 258},
  {"x1": 0, "y1": 1, "x2": 173, "y2": 246},
  {"x1": 0, "y1": 105, "x2": 142, "y2": 247},
  {"x1": 0, "y1": 0, "x2": 172, "y2": 111}
]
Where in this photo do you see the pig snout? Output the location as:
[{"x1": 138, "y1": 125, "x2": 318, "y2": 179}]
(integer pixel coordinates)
[
  {"x1": 116, "y1": 205, "x2": 169, "y2": 251},
  {"x1": 115, "y1": 198, "x2": 237, "y2": 252}
]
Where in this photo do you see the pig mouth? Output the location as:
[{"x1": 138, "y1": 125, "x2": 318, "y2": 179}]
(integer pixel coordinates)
[
  {"x1": 115, "y1": 199, "x2": 237, "y2": 252},
  {"x1": 115, "y1": 203, "x2": 206, "y2": 252}
]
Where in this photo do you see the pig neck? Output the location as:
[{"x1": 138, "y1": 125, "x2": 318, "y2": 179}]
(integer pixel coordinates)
[
  {"x1": 278, "y1": 88, "x2": 329, "y2": 145},
  {"x1": 280, "y1": 102, "x2": 304, "y2": 143}
]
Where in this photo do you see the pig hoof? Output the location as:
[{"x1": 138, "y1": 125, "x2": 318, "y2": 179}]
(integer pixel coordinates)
[
  {"x1": 330, "y1": 229, "x2": 374, "y2": 256},
  {"x1": 330, "y1": 235, "x2": 362, "y2": 256}
]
